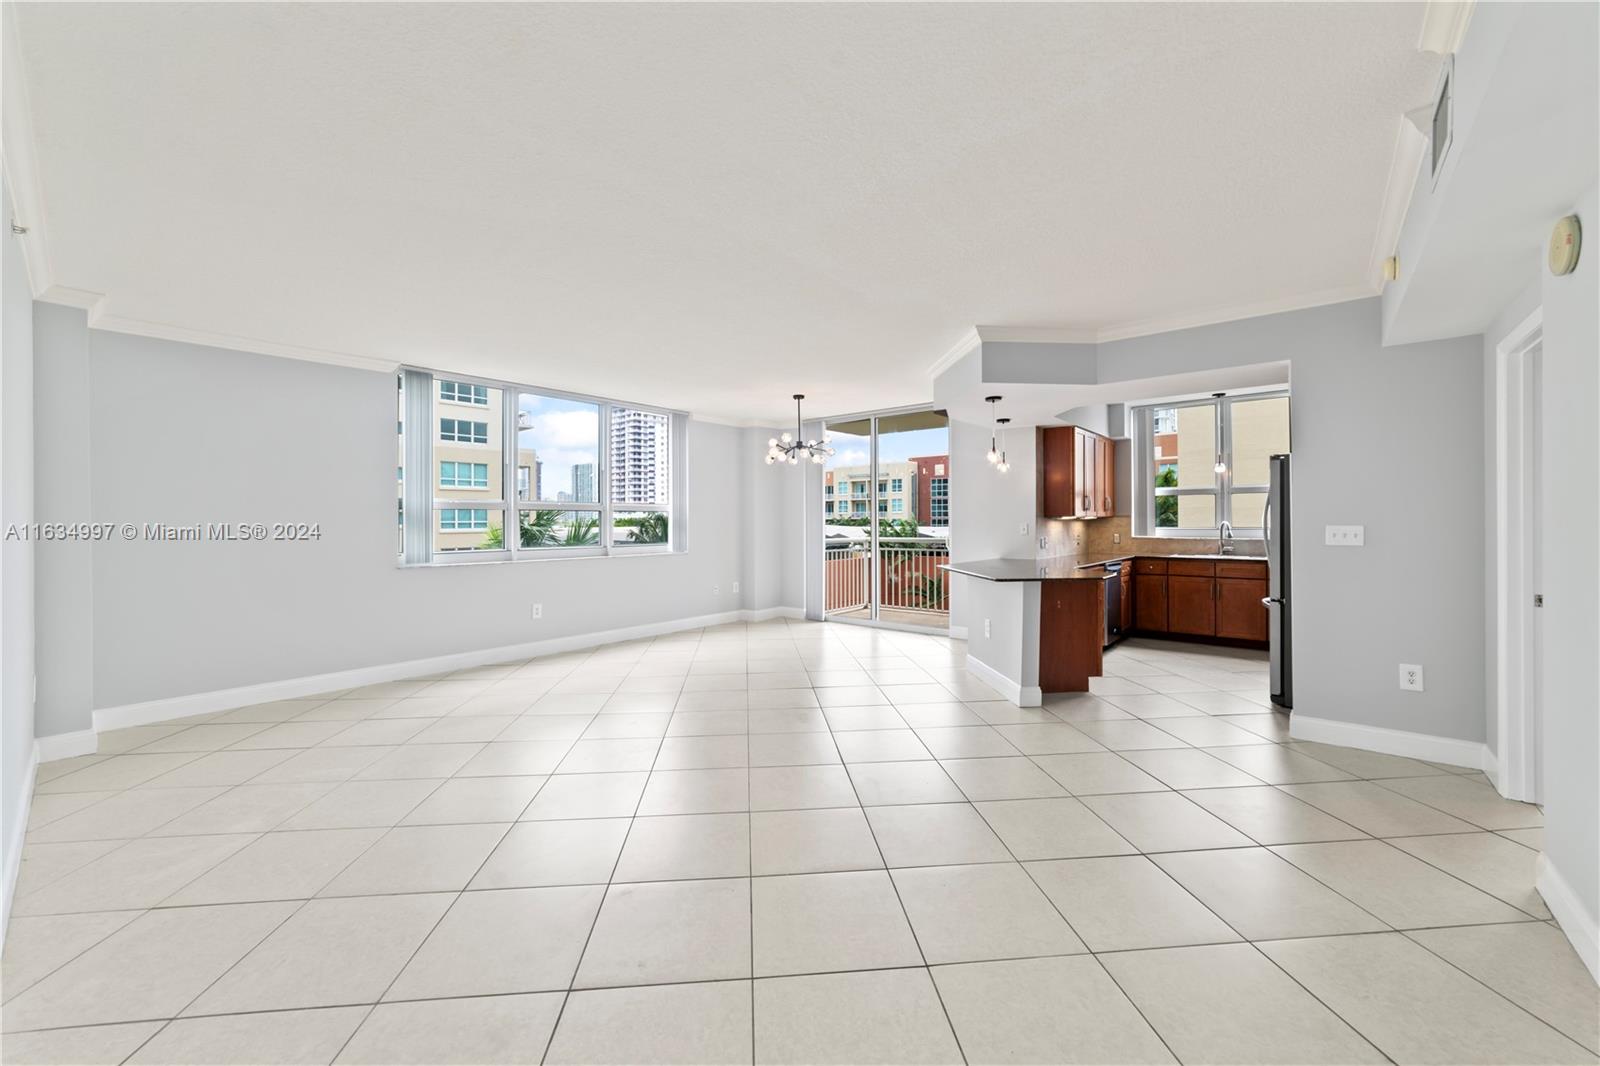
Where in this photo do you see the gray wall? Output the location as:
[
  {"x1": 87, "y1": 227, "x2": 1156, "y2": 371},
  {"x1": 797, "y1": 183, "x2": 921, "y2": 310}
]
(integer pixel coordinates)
[
  {"x1": 32, "y1": 304, "x2": 93, "y2": 738},
  {"x1": 31, "y1": 319, "x2": 793, "y2": 726},
  {"x1": 2, "y1": 174, "x2": 36, "y2": 934},
  {"x1": 1099, "y1": 299, "x2": 1486, "y2": 742},
  {"x1": 1537, "y1": 182, "x2": 1599, "y2": 944}
]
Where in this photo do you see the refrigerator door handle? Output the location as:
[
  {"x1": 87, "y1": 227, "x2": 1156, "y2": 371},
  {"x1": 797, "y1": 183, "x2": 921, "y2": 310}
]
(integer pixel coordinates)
[
  {"x1": 1263, "y1": 495, "x2": 1274, "y2": 573},
  {"x1": 1261, "y1": 596, "x2": 1282, "y2": 607}
]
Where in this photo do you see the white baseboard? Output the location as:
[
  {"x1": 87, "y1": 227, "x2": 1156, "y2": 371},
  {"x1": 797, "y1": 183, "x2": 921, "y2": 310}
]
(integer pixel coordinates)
[
  {"x1": 1537, "y1": 854, "x2": 1600, "y2": 985},
  {"x1": 2, "y1": 747, "x2": 38, "y2": 947},
  {"x1": 34, "y1": 608, "x2": 798, "y2": 761},
  {"x1": 964, "y1": 655, "x2": 1041, "y2": 708},
  {"x1": 1288, "y1": 714, "x2": 1487, "y2": 770},
  {"x1": 746, "y1": 606, "x2": 805, "y2": 622},
  {"x1": 947, "y1": 625, "x2": 969, "y2": 640},
  {"x1": 34, "y1": 729, "x2": 97, "y2": 762}
]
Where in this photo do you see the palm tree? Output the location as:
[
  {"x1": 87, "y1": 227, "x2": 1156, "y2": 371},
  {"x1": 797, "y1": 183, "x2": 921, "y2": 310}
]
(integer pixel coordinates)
[{"x1": 626, "y1": 512, "x2": 669, "y2": 544}]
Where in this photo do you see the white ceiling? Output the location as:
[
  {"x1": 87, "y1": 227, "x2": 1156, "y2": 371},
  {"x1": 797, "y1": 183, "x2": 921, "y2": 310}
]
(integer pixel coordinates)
[{"x1": 10, "y1": 3, "x2": 1438, "y2": 423}]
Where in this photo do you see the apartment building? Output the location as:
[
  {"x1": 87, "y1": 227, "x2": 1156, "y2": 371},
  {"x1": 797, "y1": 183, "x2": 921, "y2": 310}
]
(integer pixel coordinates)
[
  {"x1": 823, "y1": 461, "x2": 918, "y2": 520},
  {"x1": 909, "y1": 454, "x2": 950, "y2": 526}
]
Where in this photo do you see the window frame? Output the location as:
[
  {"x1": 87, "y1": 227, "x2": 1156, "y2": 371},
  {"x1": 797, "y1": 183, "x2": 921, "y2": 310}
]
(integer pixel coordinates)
[
  {"x1": 399, "y1": 367, "x2": 684, "y2": 566},
  {"x1": 1132, "y1": 389, "x2": 1288, "y2": 538}
]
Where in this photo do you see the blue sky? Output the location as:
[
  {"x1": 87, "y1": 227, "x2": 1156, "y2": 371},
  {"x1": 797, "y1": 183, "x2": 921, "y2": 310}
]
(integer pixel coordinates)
[{"x1": 825, "y1": 426, "x2": 948, "y2": 470}]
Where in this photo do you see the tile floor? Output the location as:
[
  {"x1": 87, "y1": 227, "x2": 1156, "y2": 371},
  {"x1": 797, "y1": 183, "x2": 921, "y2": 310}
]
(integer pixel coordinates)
[{"x1": 3, "y1": 627, "x2": 1596, "y2": 1065}]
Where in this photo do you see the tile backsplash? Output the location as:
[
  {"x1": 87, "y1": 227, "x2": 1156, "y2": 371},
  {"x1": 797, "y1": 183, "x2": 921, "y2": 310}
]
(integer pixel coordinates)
[{"x1": 1036, "y1": 515, "x2": 1263, "y2": 559}]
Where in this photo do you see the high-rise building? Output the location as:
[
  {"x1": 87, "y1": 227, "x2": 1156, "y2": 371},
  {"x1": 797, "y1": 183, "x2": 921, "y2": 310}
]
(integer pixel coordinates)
[
  {"x1": 572, "y1": 463, "x2": 595, "y2": 503},
  {"x1": 610, "y1": 408, "x2": 670, "y2": 504}
]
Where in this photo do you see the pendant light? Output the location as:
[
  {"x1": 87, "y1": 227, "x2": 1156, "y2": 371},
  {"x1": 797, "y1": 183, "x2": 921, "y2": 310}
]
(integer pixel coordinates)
[
  {"x1": 765, "y1": 394, "x2": 834, "y2": 466},
  {"x1": 984, "y1": 396, "x2": 1003, "y2": 465},
  {"x1": 995, "y1": 418, "x2": 1012, "y2": 474}
]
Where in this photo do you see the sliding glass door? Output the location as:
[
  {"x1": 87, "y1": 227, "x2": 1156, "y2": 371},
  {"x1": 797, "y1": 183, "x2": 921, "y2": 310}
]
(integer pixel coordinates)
[{"x1": 821, "y1": 408, "x2": 950, "y2": 631}]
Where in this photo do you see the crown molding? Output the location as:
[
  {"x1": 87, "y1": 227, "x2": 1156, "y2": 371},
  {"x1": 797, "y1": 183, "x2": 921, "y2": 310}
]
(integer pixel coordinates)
[
  {"x1": 926, "y1": 328, "x2": 980, "y2": 380},
  {"x1": 1369, "y1": 115, "x2": 1428, "y2": 290},
  {"x1": 973, "y1": 325, "x2": 1098, "y2": 344},
  {"x1": 90, "y1": 312, "x2": 401, "y2": 374},
  {"x1": 1418, "y1": 0, "x2": 1474, "y2": 55}
]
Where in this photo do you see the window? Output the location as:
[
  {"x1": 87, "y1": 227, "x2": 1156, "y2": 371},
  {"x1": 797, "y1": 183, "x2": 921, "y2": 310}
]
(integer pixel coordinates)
[
  {"x1": 1134, "y1": 392, "x2": 1289, "y2": 536},
  {"x1": 439, "y1": 418, "x2": 489, "y2": 444},
  {"x1": 930, "y1": 477, "x2": 949, "y2": 527},
  {"x1": 440, "y1": 461, "x2": 489, "y2": 489},
  {"x1": 891, "y1": 478, "x2": 903, "y2": 492},
  {"x1": 439, "y1": 380, "x2": 489, "y2": 406},
  {"x1": 891, "y1": 498, "x2": 903, "y2": 513},
  {"x1": 399, "y1": 369, "x2": 681, "y2": 563}
]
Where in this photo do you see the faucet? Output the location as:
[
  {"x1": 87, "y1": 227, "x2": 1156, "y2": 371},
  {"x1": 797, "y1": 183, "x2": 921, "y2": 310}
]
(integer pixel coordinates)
[{"x1": 1218, "y1": 521, "x2": 1235, "y2": 555}]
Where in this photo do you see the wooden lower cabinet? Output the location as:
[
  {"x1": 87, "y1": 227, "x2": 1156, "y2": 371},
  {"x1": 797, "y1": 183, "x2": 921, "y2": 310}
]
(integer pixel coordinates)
[
  {"x1": 1133, "y1": 572, "x2": 1168, "y2": 632},
  {"x1": 1039, "y1": 579, "x2": 1105, "y2": 692},
  {"x1": 1216, "y1": 577, "x2": 1269, "y2": 641},
  {"x1": 1166, "y1": 575, "x2": 1216, "y2": 636}
]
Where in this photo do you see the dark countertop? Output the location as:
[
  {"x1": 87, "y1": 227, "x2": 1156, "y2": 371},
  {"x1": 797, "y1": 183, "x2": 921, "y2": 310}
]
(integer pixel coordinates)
[
  {"x1": 942, "y1": 552, "x2": 1267, "y2": 582},
  {"x1": 940, "y1": 557, "x2": 1118, "y2": 582}
]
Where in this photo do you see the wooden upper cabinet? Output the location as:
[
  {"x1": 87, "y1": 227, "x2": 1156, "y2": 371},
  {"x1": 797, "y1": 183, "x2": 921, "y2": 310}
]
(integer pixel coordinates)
[
  {"x1": 1216, "y1": 577, "x2": 1269, "y2": 641},
  {"x1": 1037, "y1": 427, "x2": 1078, "y2": 518},
  {"x1": 1037, "y1": 426, "x2": 1113, "y2": 520},
  {"x1": 1167, "y1": 575, "x2": 1216, "y2": 636}
]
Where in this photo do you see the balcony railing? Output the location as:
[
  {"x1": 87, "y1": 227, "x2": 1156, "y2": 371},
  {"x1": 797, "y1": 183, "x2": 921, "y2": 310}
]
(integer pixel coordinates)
[{"x1": 824, "y1": 537, "x2": 950, "y2": 616}]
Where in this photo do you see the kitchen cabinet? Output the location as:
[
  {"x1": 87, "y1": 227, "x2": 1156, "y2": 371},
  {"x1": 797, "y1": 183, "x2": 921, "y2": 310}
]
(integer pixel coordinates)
[
  {"x1": 1039, "y1": 579, "x2": 1107, "y2": 692},
  {"x1": 1132, "y1": 558, "x2": 1168, "y2": 631},
  {"x1": 1216, "y1": 564, "x2": 1269, "y2": 641},
  {"x1": 1167, "y1": 574, "x2": 1216, "y2": 635},
  {"x1": 1129, "y1": 557, "x2": 1268, "y2": 646},
  {"x1": 1037, "y1": 426, "x2": 1115, "y2": 520}
]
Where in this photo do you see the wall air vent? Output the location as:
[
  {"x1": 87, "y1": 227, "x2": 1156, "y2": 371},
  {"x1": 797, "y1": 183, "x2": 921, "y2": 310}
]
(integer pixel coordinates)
[{"x1": 1430, "y1": 55, "x2": 1454, "y2": 188}]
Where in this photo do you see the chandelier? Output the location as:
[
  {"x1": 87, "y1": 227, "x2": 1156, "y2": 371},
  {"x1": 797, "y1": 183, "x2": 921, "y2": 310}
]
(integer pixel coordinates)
[{"x1": 766, "y1": 394, "x2": 834, "y2": 466}]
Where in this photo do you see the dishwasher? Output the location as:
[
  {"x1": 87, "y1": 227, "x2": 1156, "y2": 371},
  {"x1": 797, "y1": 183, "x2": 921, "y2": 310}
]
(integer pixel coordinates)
[{"x1": 1101, "y1": 561, "x2": 1124, "y2": 647}]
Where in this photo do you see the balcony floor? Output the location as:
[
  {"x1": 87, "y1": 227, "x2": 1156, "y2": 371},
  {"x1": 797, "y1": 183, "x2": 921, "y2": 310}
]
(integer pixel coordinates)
[{"x1": 828, "y1": 606, "x2": 950, "y2": 630}]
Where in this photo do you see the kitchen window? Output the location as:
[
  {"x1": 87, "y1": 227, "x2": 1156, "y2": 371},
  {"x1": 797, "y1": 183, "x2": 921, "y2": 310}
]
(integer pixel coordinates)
[
  {"x1": 398, "y1": 368, "x2": 685, "y2": 565},
  {"x1": 1132, "y1": 391, "x2": 1289, "y2": 536}
]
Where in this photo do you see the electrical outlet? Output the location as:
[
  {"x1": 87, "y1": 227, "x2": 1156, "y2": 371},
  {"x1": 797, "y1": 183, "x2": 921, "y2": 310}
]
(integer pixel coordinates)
[
  {"x1": 984, "y1": 618, "x2": 992, "y2": 639},
  {"x1": 732, "y1": 581, "x2": 740, "y2": 594},
  {"x1": 1019, "y1": 522, "x2": 1030, "y2": 536},
  {"x1": 1038, "y1": 536, "x2": 1048, "y2": 550},
  {"x1": 1399, "y1": 663, "x2": 1425, "y2": 692},
  {"x1": 1112, "y1": 532, "x2": 1122, "y2": 544},
  {"x1": 530, "y1": 604, "x2": 543, "y2": 620},
  {"x1": 713, "y1": 585, "x2": 719, "y2": 596},
  {"x1": 1325, "y1": 525, "x2": 1365, "y2": 547}
]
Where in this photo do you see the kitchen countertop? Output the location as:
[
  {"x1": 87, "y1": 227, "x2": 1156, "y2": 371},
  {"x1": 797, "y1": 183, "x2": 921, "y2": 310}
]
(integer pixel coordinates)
[{"x1": 942, "y1": 552, "x2": 1266, "y2": 582}]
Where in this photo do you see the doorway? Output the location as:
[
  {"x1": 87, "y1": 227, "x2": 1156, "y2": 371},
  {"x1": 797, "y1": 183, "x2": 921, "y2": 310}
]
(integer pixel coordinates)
[
  {"x1": 820, "y1": 409, "x2": 950, "y2": 632},
  {"x1": 1495, "y1": 309, "x2": 1543, "y2": 803}
]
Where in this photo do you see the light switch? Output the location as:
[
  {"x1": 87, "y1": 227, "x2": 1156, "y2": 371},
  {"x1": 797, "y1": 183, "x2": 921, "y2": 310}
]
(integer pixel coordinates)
[{"x1": 1325, "y1": 525, "x2": 1365, "y2": 547}]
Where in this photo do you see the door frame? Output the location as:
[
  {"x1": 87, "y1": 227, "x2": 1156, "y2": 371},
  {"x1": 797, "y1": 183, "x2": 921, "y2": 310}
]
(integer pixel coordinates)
[
  {"x1": 1493, "y1": 306, "x2": 1542, "y2": 803},
  {"x1": 817, "y1": 406, "x2": 951, "y2": 635}
]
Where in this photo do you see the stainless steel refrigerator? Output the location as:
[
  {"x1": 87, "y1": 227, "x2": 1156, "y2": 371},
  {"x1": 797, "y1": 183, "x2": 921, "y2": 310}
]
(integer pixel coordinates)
[{"x1": 1263, "y1": 454, "x2": 1292, "y2": 710}]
